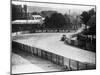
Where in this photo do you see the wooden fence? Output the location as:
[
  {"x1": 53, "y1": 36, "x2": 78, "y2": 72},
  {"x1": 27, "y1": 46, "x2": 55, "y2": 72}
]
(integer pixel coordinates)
[{"x1": 12, "y1": 41, "x2": 96, "y2": 71}]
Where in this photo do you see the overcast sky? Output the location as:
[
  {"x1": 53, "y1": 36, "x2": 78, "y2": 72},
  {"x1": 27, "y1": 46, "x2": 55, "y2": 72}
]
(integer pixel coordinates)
[{"x1": 12, "y1": 0, "x2": 95, "y2": 15}]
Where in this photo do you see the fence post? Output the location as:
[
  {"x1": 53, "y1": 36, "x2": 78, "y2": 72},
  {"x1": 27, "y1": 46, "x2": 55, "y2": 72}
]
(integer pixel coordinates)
[
  {"x1": 21, "y1": 44, "x2": 23, "y2": 50},
  {"x1": 56, "y1": 55, "x2": 58, "y2": 65},
  {"x1": 62, "y1": 57, "x2": 64, "y2": 66},
  {"x1": 30, "y1": 47, "x2": 32, "y2": 54},
  {"x1": 28, "y1": 46, "x2": 30, "y2": 53},
  {"x1": 85, "y1": 64, "x2": 88, "y2": 70},
  {"x1": 51, "y1": 53, "x2": 52, "y2": 62},
  {"x1": 27, "y1": 45, "x2": 29, "y2": 52},
  {"x1": 44, "y1": 51, "x2": 47, "y2": 59},
  {"x1": 69, "y1": 59, "x2": 71, "y2": 70},
  {"x1": 36, "y1": 48, "x2": 38, "y2": 56},
  {"x1": 24, "y1": 45, "x2": 26, "y2": 51},
  {"x1": 41, "y1": 50, "x2": 43, "y2": 58},
  {"x1": 77, "y1": 61, "x2": 79, "y2": 70}
]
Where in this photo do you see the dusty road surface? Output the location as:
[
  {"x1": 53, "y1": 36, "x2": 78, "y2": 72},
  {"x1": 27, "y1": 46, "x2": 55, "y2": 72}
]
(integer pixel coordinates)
[
  {"x1": 12, "y1": 33, "x2": 95, "y2": 64},
  {"x1": 12, "y1": 32, "x2": 96, "y2": 74}
]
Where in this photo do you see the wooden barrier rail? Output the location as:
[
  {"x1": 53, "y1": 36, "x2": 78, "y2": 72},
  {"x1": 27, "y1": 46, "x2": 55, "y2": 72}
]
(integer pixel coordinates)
[{"x1": 12, "y1": 41, "x2": 96, "y2": 71}]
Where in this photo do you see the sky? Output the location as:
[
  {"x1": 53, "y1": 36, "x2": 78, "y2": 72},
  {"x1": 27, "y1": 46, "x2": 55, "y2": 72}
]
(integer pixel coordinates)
[{"x1": 12, "y1": 0, "x2": 95, "y2": 15}]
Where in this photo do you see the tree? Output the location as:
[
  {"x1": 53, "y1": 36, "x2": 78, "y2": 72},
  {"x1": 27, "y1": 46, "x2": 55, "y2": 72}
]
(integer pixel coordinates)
[
  {"x1": 80, "y1": 8, "x2": 96, "y2": 35},
  {"x1": 12, "y1": 4, "x2": 23, "y2": 20},
  {"x1": 44, "y1": 13, "x2": 68, "y2": 29},
  {"x1": 88, "y1": 8, "x2": 96, "y2": 17},
  {"x1": 80, "y1": 8, "x2": 96, "y2": 25},
  {"x1": 12, "y1": 4, "x2": 27, "y2": 20},
  {"x1": 80, "y1": 11, "x2": 90, "y2": 25},
  {"x1": 64, "y1": 14, "x2": 70, "y2": 25},
  {"x1": 87, "y1": 15, "x2": 96, "y2": 27},
  {"x1": 31, "y1": 12, "x2": 40, "y2": 15}
]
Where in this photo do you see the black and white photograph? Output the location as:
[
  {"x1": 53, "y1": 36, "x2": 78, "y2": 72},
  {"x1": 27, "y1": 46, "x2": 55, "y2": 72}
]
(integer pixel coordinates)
[{"x1": 11, "y1": 0, "x2": 96, "y2": 74}]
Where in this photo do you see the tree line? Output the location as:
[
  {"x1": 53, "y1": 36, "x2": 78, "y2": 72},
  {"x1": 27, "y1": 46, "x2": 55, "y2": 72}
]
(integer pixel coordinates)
[{"x1": 12, "y1": 4, "x2": 96, "y2": 34}]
